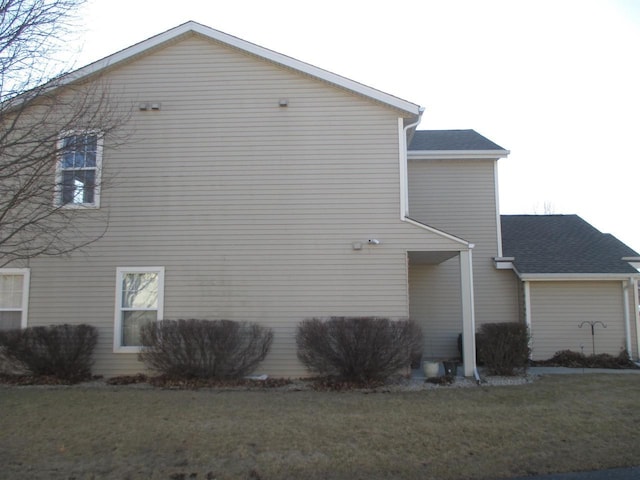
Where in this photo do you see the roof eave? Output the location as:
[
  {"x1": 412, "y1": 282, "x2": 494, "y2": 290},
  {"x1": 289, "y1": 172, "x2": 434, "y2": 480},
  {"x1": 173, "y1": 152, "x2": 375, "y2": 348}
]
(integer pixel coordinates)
[
  {"x1": 408, "y1": 149, "x2": 510, "y2": 160},
  {"x1": 517, "y1": 273, "x2": 640, "y2": 281}
]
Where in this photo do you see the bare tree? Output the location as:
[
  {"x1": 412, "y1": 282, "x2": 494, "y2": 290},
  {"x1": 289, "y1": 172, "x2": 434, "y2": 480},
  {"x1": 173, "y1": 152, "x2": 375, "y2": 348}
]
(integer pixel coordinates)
[{"x1": 0, "y1": 0, "x2": 128, "y2": 267}]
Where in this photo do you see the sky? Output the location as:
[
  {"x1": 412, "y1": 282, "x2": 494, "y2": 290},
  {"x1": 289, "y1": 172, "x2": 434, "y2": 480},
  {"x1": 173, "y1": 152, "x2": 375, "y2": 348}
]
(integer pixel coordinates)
[{"x1": 70, "y1": 0, "x2": 640, "y2": 252}]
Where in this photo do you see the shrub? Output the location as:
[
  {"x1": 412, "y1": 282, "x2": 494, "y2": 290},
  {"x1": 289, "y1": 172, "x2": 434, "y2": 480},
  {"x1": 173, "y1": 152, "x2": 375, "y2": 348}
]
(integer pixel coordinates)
[
  {"x1": 0, "y1": 324, "x2": 98, "y2": 382},
  {"x1": 296, "y1": 317, "x2": 423, "y2": 382},
  {"x1": 138, "y1": 319, "x2": 273, "y2": 379},
  {"x1": 476, "y1": 322, "x2": 530, "y2": 376}
]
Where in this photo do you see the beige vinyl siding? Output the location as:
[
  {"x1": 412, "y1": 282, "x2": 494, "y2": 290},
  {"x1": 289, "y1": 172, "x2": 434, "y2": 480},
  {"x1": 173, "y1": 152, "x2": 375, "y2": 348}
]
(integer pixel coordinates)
[
  {"x1": 409, "y1": 260, "x2": 462, "y2": 359},
  {"x1": 407, "y1": 158, "x2": 519, "y2": 359},
  {"x1": 23, "y1": 33, "x2": 463, "y2": 377},
  {"x1": 529, "y1": 281, "x2": 629, "y2": 360}
]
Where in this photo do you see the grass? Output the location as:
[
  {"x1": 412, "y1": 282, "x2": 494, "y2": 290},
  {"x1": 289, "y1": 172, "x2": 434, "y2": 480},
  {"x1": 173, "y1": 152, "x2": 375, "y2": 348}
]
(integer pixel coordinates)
[{"x1": 0, "y1": 374, "x2": 639, "y2": 479}]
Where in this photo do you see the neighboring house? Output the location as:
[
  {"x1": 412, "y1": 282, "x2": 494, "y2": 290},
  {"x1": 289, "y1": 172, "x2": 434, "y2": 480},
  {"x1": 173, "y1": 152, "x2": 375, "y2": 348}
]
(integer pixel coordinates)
[
  {"x1": 500, "y1": 215, "x2": 640, "y2": 360},
  {"x1": 1, "y1": 21, "x2": 638, "y2": 378}
]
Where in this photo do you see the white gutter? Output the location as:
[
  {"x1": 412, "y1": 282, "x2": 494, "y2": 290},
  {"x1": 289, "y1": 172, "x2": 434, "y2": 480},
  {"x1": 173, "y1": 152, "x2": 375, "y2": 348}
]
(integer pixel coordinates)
[
  {"x1": 408, "y1": 150, "x2": 510, "y2": 160},
  {"x1": 518, "y1": 273, "x2": 640, "y2": 282},
  {"x1": 398, "y1": 112, "x2": 424, "y2": 219}
]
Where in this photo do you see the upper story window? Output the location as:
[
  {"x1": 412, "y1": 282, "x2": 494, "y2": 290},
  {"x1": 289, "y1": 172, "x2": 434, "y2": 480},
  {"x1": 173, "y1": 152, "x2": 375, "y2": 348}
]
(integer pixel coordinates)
[
  {"x1": 56, "y1": 131, "x2": 103, "y2": 207},
  {"x1": 0, "y1": 269, "x2": 30, "y2": 331}
]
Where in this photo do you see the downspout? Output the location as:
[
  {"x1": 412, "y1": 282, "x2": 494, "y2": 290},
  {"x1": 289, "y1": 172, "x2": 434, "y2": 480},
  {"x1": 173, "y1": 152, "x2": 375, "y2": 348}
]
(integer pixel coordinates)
[
  {"x1": 400, "y1": 108, "x2": 425, "y2": 218},
  {"x1": 634, "y1": 278, "x2": 640, "y2": 360},
  {"x1": 524, "y1": 280, "x2": 533, "y2": 359},
  {"x1": 623, "y1": 280, "x2": 632, "y2": 356}
]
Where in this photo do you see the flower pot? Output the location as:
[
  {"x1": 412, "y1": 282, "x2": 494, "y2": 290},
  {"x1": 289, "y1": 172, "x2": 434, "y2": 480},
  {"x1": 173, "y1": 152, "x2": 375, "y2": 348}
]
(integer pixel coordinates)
[{"x1": 423, "y1": 360, "x2": 440, "y2": 378}]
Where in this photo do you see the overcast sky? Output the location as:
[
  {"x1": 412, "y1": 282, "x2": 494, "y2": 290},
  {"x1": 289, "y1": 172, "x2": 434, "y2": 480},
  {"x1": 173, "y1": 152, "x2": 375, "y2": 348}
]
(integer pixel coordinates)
[{"x1": 73, "y1": 0, "x2": 640, "y2": 252}]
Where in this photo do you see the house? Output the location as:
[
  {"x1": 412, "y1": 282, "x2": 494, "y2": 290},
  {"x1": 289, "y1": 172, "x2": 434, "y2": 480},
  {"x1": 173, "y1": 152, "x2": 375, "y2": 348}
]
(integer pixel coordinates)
[
  {"x1": 1, "y1": 21, "x2": 638, "y2": 378},
  {"x1": 500, "y1": 214, "x2": 640, "y2": 359}
]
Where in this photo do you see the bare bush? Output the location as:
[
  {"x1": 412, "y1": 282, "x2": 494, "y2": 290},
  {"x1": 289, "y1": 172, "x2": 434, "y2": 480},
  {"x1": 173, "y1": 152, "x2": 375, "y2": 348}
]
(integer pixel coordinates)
[
  {"x1": 296, "y1": 317, "x2": 423, "y2": 382},
  {"x1": 476, "y1": 322, "x2": 530, "y2": 376},
  {"x1": 0, "y1": 324, "x2": 98, "y2": 382},
  {"x1": 138, "y1": 319, "x2": 273, "y2": 379}
]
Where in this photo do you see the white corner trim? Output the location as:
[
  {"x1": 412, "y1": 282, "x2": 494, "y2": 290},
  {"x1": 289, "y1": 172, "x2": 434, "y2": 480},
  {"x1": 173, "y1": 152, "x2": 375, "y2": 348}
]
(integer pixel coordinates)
[
  {"x1": 408, "y1": 150, "x2": 510, "y2": 160},
  {"x1": 633, "y1": 278, "x2": 640, "y2": 360},
  {"x1": 623, "y1": 280, "x2": 632, "y2": 355},
  {"x1": 524, "y1": 280, "x2": 532, "y2": 358},
  {"x1": 53, "y1": 22, "x2": 421, "y2": 116},
  {"x1": 494, "y1": 163, "x2": 503, "y2": 257}
]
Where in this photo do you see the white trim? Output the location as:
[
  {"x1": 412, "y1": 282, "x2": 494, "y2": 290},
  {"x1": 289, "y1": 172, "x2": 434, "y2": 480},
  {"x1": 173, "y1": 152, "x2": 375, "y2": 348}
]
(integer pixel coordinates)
[
  {"x1": 49, "y1": 22, "x2": 421, "y2": 116},
  {"x1": 494, "y1": 162, "x2": 503, "y2": 257},
  {"x1": 524, "y1": 280, "x2": 532, "y2": 359},
  {"x1": 114, "y1": 266, "x2": 165, "y2": 353},
  {"x1": 622, "y1": 257, "x2": 640, "y2": 271},
  {"x1": 460, "y1": 249, "x2": 476, "y2": 377},
  {"x1": 0, "y1": 268, "x2": 30, "y2": 329},
  {"x1": 633, "y1": 278, "x2": 640, "y2": 360},
  {"x1": 623, "y1": 280, "x2": 632, "y2": 355},
  {"x1": 402, "y1": 217, "x2": 469, "y2": 247},
  {"x1": 494, "y1": 257, "x2": 515, "y2": 269},
  {"x1": 518, "y1": 273, "x2": 640, "y2": 282},
  {"x1": 398, "y1": 118, "x2": 408, "y2": 218},
  {"x1": 54, "y1": 130, "x2": 104, "y2": 209},
  {"x1": 408, "y1": 150, "x2": 510, "y2": 160}
]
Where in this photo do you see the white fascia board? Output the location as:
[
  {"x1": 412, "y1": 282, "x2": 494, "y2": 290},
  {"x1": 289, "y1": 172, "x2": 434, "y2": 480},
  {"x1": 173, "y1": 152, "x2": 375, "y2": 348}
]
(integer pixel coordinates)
[
  {"x1": 519, "y1": 273, "x2": 640, "y2": 281},
  {"x1": 403, "y1": 217, "x2": 470, "y2": 247},
  {"x1": 408, "y1": 150, "x2": 510, "y2": 160},
  {"x1": 494, "y1": 257, "x2": 515, "y2": 270},
  {"x1": 54, "y1": 21, "x2": 422, "y2": 116},
  {"x1": 622, "y1": 257, "x2": 640, "y2": 271}
]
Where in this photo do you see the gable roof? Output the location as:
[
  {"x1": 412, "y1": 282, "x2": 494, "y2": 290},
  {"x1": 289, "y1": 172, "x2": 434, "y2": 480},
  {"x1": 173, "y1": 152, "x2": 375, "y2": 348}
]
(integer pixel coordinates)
[
  {"x1": 501, "y1": 214, "x2": 640, "y2": 275},
  {"x1": 56, "y1": 21, "x2": 421, "y2": 117},
  {"x1": 408, "y1": 130, "x2": 509, "y2": 159}
]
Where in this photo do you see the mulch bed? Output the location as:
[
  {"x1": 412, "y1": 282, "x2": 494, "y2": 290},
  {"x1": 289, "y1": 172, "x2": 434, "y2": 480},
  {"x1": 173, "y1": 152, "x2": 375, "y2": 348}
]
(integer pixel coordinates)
[{"x1": 532, "y1": 350, "x2": 639, "y2": 369}]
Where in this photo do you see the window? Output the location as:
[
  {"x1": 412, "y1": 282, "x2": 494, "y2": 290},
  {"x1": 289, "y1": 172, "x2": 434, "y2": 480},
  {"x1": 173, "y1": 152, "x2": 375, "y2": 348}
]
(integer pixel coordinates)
[
  {"x1": 56, "y1": 131, "x2": 103, "y2": 207},
  {"x1": 114, "y1": 267, "x2": 164, "y2": 352},
  {"x1": 0, "y1": 269, "x2": 30, "y2": 331}
]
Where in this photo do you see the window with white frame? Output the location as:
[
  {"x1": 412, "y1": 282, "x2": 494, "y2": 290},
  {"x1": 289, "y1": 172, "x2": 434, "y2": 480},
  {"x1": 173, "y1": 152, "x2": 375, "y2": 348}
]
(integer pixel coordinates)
[
  {"x1": 56, "y1": 131, "x2": 103, "y2": 207},
  {"x1": 114, "y1": 267, "x2": 164, "y2": 352},
  {"x1": 0, "y1": 269, "x2": 30, "y2": 331}
]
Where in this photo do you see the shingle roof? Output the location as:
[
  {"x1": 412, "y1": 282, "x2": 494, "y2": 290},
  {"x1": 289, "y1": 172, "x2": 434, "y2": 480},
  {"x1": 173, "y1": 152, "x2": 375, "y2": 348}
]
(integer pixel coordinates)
[
  {"x1": 501, "y1": 215, "x2": 639, "y2": 274},
  {"x1": 408, "y1": 130, "x2": 506, "y2": 151}
]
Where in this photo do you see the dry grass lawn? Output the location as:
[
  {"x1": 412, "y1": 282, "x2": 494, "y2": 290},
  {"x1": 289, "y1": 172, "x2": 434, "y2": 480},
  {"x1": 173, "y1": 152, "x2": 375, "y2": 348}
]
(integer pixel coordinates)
[{"x1": 0, "y1": 374, "x2": 639, "y2": 479}]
